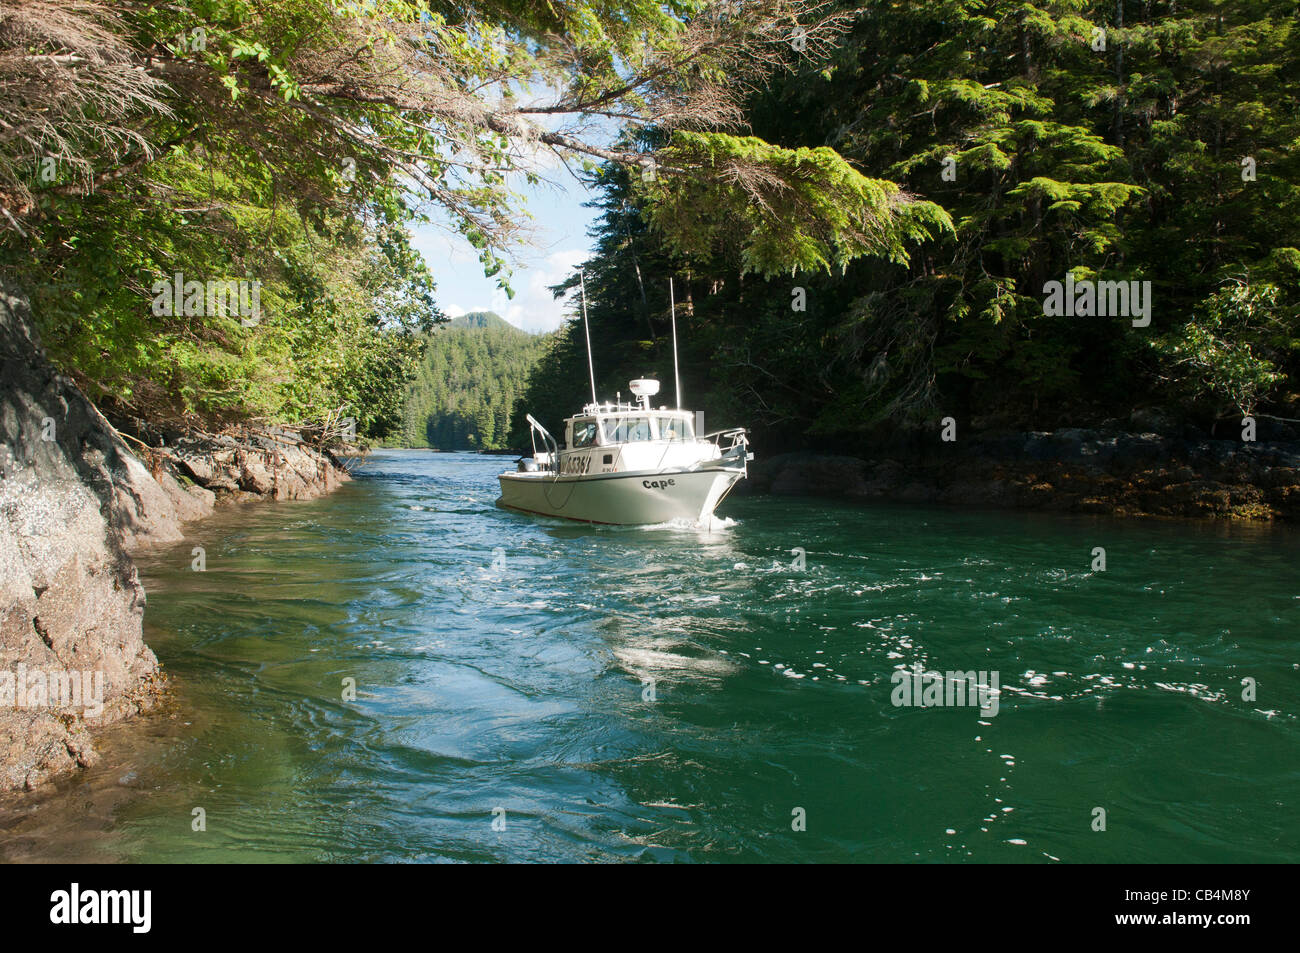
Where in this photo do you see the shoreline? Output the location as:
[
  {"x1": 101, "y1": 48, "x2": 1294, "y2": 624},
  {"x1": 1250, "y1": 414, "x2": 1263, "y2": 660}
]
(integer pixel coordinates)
[
  {"x1": 1, "y1": 423, "x2": 353, "y2": 793},
  {"x1": 738, "y1": 430, "x2": 1300, "y2": 522},
  {"x1": 1, "y1": 288, "x2": 353, "y2": 792}
]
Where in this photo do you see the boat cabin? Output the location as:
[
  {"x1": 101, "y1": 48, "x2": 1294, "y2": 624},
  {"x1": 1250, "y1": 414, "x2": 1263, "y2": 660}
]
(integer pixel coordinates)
[
  {"x1": 557, "y1": 404, "x2": 711, "y2": 476},
  {"x1": 565, "y1": 407, "x2": 696, "y2": 448}
]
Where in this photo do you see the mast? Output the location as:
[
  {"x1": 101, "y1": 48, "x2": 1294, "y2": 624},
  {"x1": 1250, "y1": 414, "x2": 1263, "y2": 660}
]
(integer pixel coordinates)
[
  {"x1": 579, "y1": 270, "x2": 597, "y2": 406},
  {"x1": 670, "y1": 276, "x2": 681, "y2": 409}
]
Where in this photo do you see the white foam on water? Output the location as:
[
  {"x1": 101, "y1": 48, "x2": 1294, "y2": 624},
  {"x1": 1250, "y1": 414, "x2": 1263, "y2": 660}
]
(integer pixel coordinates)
[{"x1": 635, "y1": 514, "x2": 738, "y2": 533}]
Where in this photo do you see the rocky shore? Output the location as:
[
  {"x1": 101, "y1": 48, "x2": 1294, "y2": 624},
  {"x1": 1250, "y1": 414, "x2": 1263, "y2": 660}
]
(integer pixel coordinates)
[
  {"x1": 0, "y1": 288, "x2": 350, "y2": 791},
  {"x1": 743, "y1": 429, "x2": 1300, "y2": 521}
]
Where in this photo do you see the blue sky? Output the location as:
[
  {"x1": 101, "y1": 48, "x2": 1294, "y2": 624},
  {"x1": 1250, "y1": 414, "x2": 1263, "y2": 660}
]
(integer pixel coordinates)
[{"x1": 409, "y1": 170, "x2": 600, "y2": 335}]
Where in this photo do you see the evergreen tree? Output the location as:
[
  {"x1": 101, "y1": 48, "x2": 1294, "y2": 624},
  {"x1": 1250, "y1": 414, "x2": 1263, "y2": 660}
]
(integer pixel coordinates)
[
  {"x1": 396, "y1": 313, "x2": 551, "y2": 449},
  {"x1": 518, "y1": 0, "x2": 1300, "y2": 447}
]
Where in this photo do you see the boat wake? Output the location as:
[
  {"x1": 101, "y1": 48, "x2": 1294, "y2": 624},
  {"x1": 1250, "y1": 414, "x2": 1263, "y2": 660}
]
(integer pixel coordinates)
[{"x1": 635, "y1": 514, "x2": 737, "y2": 533}]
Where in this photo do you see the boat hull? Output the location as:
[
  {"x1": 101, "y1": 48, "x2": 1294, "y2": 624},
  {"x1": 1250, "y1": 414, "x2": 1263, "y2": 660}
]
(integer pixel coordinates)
[{"x1": 497, "y1": 466, "x2": 742, "y2": 525}]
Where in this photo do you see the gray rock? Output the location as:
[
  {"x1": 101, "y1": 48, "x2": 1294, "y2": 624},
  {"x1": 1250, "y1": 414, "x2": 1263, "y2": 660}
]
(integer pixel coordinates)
[
  {"x1": 0, "y1": 287, "x2": 163, "y2": 790},
  {"x1": 0, "y1": 284, "x2": 352, "y2": 790},
  {"x1": 1130, "y1": 407, "x2": 1182, "y2": 436}
]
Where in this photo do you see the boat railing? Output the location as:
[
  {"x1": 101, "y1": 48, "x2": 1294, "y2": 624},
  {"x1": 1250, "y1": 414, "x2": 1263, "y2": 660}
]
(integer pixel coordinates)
[
  {"x1": 581, "y1": 400, "x2": 641, "y2": 415},
  {"x1": 703, "y1": 427, "x2": 752, "y2": 464},
  {"x1": 703, "y1": 427, "x2": 748, "y2": 446}
]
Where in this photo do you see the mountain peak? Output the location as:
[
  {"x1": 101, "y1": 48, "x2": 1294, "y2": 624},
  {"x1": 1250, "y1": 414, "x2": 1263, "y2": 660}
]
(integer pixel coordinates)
[{"x1": 448, "y1": 311, "x2": 523, "y2": 333}]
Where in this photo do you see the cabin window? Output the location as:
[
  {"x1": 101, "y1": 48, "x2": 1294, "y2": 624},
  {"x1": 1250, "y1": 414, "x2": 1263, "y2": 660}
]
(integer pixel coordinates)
[
  {"x1": 572, "y1": 420, "x2": 598, "y2": 448},
  {"x1": 601, "y1": 416, "x2": 653, "y2": 443},
  {"x1": 659, "y1": 416, "x2": 695, "y2": 440}
]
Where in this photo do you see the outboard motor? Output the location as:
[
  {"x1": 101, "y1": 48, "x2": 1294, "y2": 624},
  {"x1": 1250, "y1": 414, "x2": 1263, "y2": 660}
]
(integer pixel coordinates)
[{"x1": 517, "y1": 458, "x2": 539, "y2": 472}]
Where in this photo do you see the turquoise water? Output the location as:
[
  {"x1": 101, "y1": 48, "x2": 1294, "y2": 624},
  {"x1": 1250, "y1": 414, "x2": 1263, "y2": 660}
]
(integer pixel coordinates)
[{"x1": 2, "y1": 449, "x2": 1297, "y2": 862}]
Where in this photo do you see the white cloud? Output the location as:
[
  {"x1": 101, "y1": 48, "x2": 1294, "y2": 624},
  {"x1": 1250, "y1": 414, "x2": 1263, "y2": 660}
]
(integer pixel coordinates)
[
  {"x1": 495, "y1": 248, "x2": 588, "y2": 333},
  {"x1": 420, "y1": 242, "x2": 587, "y2": 333},
  {"x1": 407, "y1": 161, "x2": 599, "y2": 334}
]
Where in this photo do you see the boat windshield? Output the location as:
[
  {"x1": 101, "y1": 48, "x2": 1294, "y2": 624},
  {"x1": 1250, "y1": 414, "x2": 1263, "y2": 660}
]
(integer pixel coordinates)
[
  {"x1": 571, "y1": 420, "x2": 598, "y2": 448},
  {"x1": 601, "y1": 416, "x2": 653, "y2": 443},
  {"x1": 659, "y1": 415, "x2": 695, "y2": 441}
]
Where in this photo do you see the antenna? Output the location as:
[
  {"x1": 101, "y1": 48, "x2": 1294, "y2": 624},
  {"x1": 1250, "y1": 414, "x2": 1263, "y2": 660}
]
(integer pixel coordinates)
[
  {"x1": 670, "y1": 277, "x2": 681, "y2": 410},
  {"x1": 579, "y1": 270, "x2": 597, "y2": 406}
]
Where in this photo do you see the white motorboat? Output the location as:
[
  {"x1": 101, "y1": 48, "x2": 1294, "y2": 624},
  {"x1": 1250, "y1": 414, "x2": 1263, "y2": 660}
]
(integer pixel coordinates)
[
  {"x1": 497, "y1": 274, "x2": 752, "y2": 525},
  {"x1": 497, "y1": 379, "x2": 752, "y2": 525}
]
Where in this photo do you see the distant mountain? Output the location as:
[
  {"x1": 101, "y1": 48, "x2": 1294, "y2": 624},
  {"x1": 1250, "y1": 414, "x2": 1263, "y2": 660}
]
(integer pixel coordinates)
[
  {"x1": 448, "y1": 311, "x2": 526, "y2": 334},
  {"x1": 390, "y1": 313, "x2": 553, "y2": 450}
]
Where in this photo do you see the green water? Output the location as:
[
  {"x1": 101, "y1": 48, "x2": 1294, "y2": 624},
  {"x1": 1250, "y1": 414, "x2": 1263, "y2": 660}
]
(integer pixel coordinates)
[{"x1": 2, "y1": 449, "x2": 1297, "y2": 862}]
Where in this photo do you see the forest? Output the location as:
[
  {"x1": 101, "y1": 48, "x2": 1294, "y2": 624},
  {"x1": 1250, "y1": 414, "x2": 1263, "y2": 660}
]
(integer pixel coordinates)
[
  {"x1": 514, "y1": 0, "x2": 1300, "y2": 453},
  {"x1": 4, "y1": 0, "x2": 944, "y2": 448},
  {"x1": 0, "y1": 1, "x2": 1295, "y2": 457},
  {"x1": 393, "y1": 312, "x2": 549, "y2": 450}
]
